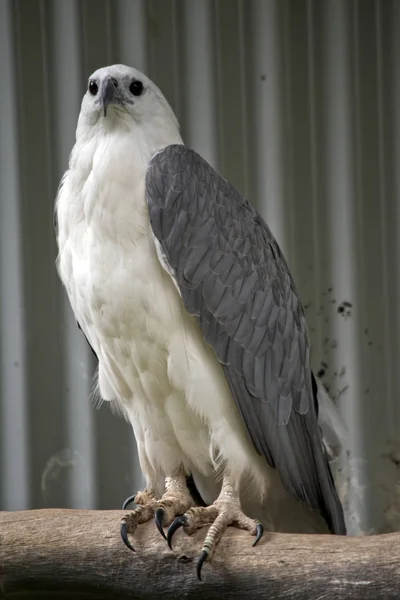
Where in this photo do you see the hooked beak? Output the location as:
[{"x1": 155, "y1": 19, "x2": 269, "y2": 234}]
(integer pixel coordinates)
[{"x1": 101, "y1": 77, "x2": 117, "y2": 117}]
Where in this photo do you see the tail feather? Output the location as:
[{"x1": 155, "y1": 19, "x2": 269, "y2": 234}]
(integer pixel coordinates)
[{"x1": 313, "y1": 373, "x2": 347, "y2": 534}]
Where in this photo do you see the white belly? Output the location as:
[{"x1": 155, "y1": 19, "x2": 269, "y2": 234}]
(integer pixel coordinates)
[
  {"x1": 56, "y1": 152, "x2": 267, "y2": 495},
  {"x1": 62, "y1": 223, "x2": 265, "y2": 488}
]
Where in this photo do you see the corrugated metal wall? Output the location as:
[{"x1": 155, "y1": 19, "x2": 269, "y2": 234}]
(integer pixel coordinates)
[{"x1": 1, "y1": 0, "x2": 399, "y2": 536}]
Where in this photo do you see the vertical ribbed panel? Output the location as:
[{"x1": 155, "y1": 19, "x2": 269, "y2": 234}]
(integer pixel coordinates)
[
  {"x1": 0, "y1": 0, "x2": 29, "y2": 510},
  {"x1": 322, "y1": 0, "x2": 366, "y2": 531},
  {"x1": 116, "y1": 0, "x2": 148, "y2": 71},
  {"x1": 251, "y1": 0, "x2": 290, "y2": 256},
  {"x1": 1, "y1": 0, "x2": 399, "y2": 535},
  {"x1": 392, "y1": 2, "x2": 400, "y2": 435},
  {"x1": 181, "y1": 0, "x2": 218, "y2": 165},
  {"x1": 48, "y1": 0, "x2": 96, "y2": 510}
]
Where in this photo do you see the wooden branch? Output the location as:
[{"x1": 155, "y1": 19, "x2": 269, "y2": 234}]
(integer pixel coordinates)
[{"x1": 0, "y1": 510, "x2": 399, "y2": 599}]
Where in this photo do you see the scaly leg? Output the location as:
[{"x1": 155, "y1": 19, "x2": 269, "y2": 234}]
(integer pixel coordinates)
[
  {"x1": 167, "y1": 474, "x2": 263, "y2": 579},
  {"x1": 120, "y1": 468, "x2": 195, "y2": 551}
]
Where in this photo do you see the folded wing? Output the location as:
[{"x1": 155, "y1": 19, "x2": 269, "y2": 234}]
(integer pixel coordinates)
[{"x1": 146, "y1": 145, "x2": 346, "y2": 535}]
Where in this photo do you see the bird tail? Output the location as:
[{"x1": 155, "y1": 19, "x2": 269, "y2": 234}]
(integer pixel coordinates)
[{"x1": 313, "y1": 375, "x2": 347, "y2": 535}]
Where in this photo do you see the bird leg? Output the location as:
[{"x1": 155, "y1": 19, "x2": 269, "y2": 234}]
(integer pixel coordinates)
[
  {"x1": 167, "y1": 474, "x2": 263, "y2": 580},
  {"x1": 120, "y1": 469, "x2": 195, "y2": 551}
]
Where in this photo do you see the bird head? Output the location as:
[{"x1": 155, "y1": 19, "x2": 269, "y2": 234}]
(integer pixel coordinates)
[{"x1": 77, "y1": 64, "x2": 181, "y2": 142}]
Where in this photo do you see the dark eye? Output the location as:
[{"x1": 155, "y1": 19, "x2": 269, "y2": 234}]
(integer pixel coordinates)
[
  {"x1": 88, "y1": 80, "x2": 98, "y2": 95},
  {"x1": 129, "y1": 80, "x2": 144, "y2": 96}
]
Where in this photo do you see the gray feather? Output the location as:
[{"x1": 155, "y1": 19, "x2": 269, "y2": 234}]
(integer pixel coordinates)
[{"x1": 146, "y1": 145, "x2": 346, "y2": 535}]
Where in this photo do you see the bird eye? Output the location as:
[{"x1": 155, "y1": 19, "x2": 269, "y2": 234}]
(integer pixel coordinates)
[
  {"x1": 129, "y1": 80, "x2": 144, "y2": 96},
  {"x1": 88, "y1": 80, "x2": 98, "y2": 95}
]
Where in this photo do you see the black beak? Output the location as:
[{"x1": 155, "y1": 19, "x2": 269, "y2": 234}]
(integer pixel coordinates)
[{"x1": 101, "y1": 77, "x2": 117, "y2": 117}]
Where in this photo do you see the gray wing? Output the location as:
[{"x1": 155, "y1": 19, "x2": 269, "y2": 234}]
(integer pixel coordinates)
[{"x1": 146, "y1": 145, "x2": 346, "y2": 535}]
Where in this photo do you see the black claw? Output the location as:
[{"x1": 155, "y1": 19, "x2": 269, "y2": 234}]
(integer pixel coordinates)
[
  {"x1": 167, "y1": 515, "x2": 187, "y2": 550},
  {"x1": 154, "y1": 508, "x2": 167, "y2": 540},
  {"x1": 120, "y1": 520, "x2": 135, "y2": 552},
  {"x1": 253, "y1": 523, "x2": 264, "y2": 547},
  {"x1": 122, "y1": 494, "x2": 136, "y2": 510},
  {"x1": 196, "y1": 549, "x2": 208, "y2": 581}
]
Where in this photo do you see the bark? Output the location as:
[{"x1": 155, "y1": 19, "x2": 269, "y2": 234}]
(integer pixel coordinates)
[{"x1": 0, "y1": 509, "x2": 399, "y2": 599}]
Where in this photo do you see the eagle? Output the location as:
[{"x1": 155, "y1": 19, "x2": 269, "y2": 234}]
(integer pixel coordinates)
[{"x1": 55, "y1": 64, "x2": 346, "y2": 579}]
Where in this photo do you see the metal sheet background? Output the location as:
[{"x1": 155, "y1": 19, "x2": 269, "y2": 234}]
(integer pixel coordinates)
[{"x1": 1, "y1": 0, "x2": 399, "y2": 536}]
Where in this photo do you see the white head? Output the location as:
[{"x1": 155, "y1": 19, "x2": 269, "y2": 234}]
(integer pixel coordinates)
[{"x1": 77, "y1": 64, "x2": 182, "y2": 147}]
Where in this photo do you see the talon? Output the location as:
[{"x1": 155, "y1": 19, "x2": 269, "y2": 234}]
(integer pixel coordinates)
[
  {"x1": 122, "y1": 494, "x2": 136, "y2": 510},
  {"x1": 167, "y1": 515, "x2": 187, "y2": 550},
  {"x1": 120, "y1": 520, "x2": 135, "y2": 552},
  {"x1": 154, "y1": 508, "x2": 167, "y2": 540},
  {"x1": 253, "y1": 523, "x2": 264, "y2": 547},
  {"x1": 196, "y1": 549, "x2": 208, "y2": 580}
]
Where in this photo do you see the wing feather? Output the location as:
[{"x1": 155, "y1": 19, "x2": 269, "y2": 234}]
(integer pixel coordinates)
[{"x1": 146, "y1": 145, "x2": 346, "y2": 535}]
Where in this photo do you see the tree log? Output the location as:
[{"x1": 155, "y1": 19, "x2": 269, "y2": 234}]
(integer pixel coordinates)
[{"x1": 0, "y1": 509, "x2": 399, "y2": 599}]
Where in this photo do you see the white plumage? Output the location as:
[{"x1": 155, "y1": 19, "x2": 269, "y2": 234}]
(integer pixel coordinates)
[
  {"x1": 56, "y1": 65, "x2": 268, "y2": 500},
  {"x1": 56, "y1": 64, "x2": 345, "y2": 540}
]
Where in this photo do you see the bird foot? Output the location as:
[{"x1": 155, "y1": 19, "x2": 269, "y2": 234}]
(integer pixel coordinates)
[
  {"x1": 167, "y1": 497, "x2": 263, "y2": 580},
  {"x1": 120, "y1": 483, "x2": 195, "y2": 551}
]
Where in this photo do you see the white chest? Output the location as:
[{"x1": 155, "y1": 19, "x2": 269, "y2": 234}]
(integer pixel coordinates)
[
  {"x1": 57, "y1": 135, "x2": 183, "y2": 390},
  {"x1": 56, "y1": 132, "x2": 265, "y2": 492}
]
